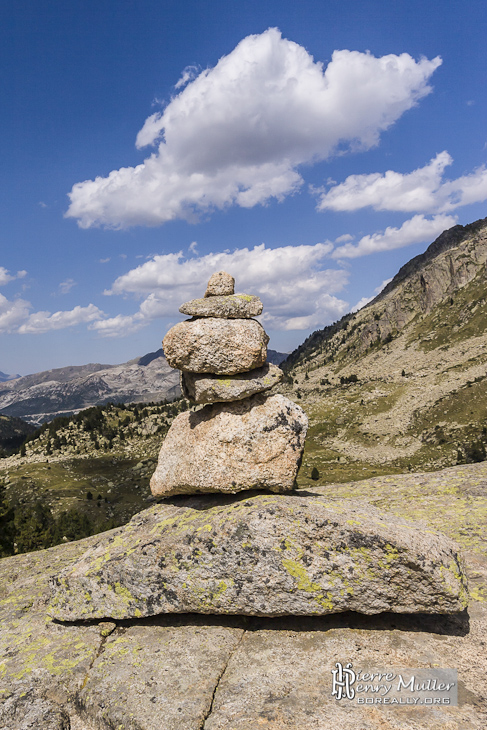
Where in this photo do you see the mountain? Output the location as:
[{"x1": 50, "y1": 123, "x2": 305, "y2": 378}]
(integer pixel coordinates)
[
  {"x1": 0, "y1": 350, "x2": 181, "y2": 425},
  {"x1": 0, "y1": 346, "x2": 289, "y2": 426},
  {"x1": 267, "y1": 348, "x2": 288, "y2": 365},
  {"x1": 0, "y1": 370, "x2": 20, "y2": 382},
  {"x1": 281, "y1": 217, "x2": 487, "y2": 484}
]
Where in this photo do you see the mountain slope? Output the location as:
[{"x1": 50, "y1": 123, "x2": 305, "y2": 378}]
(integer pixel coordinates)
[
  {"x1": 280, "y1": 217, "x2": 487, "y2": 485},
  {"x1": 0, "y1": 350, "x2": 181, "y2": 425},
  {"x1": 0, "y1": 414, "x2": 36, "y2": 452},
  {"x1": 0, "y1": 371, "x2": 20, "y2": 382}
]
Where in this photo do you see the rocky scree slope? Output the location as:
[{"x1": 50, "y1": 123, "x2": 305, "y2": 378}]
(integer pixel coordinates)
[{"x1": 280, "y1": 218, "x2": 487, "y2": 486}]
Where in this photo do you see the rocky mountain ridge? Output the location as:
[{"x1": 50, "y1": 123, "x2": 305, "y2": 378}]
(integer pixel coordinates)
[
  {"x1": 0, "y1": 349, "x2": 286, "y2": 426},
  {"x1": 281, "y1": 217, "x2": 487, "y2": 483},
  {"x1": 0, "y1": 370, "x2": 20, "y2": 382}
]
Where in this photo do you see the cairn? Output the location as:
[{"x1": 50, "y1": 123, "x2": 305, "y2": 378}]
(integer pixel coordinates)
[
  {"x1": 150, "y1": 271, "x2": 308, "y2": 497},
  {"x1": 48, "y1": 271, "x2": 468, "y2": 622}
]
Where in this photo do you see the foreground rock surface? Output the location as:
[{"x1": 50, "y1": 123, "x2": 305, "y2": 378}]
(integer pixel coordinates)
[
  {"x1": 49, "y1": 492, "x2": 467, "y2": 621},
  {"x1": 163, "y1": 318, "x2": 268, "y2": 374},
  {"x1": 2, "y1": 461, "x2": 487, "y2": 729},
  {"x1": 179, "y1": 294, "x2": 263, "y2": 319},
  {"x1": 180, "y1": 362, "x2": 282, "y2": 403},
  {"x1": 150, "y1": 393, "x2": 307, "y2": 496}
]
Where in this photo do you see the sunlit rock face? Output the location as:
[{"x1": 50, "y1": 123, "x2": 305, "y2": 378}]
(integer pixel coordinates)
[{"x1": 48, "y1": 493, "x2": 468, "y2": 621}]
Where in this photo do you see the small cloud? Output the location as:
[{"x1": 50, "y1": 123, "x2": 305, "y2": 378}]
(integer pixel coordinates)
[
  {"x1": 317, "y1": 152, "x2": 487, "y2": 214},
  {"x1": 0, "y1": 293, "x2": 32, "y2": 333},
  {"x1": 58, "y1": 278, "x2": 77, "y2": 294},
  {"x1": 120, "y1": 253, "x2": 127, "y2": 259},
  {"x1": 39, "y1": 201, "x2": 48, "y2": 208},
  {"x1": 466, "y1": 100, "x2": 475, "y2": 106},
  {"x1": 189, "y1": 241, "x2": 198, "y2": 255},
  {"x1": 89, "y1": 313, "x2": 146, "y2": 338},
  {"x1": 18, "y1": 304, "x2": 104, "y2": 335},
  {"x1": 174, "y1": 65, "x2": 200, "y2": 90},
  {"x1": 99, "y1": 257, "x2": 111, "y2": 264},
  {"x1": 0, "y1": 267, "x2": 28, "y2": 286},
  {"x1": 332, "y1": 214, "x2": 457, "y2": 259},
  {"x1": 334, "y1": 233, "x2": 354, "y2": 244}
]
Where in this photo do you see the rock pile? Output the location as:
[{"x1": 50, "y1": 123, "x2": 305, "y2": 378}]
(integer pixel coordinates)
[
  {"x1": 150, "y1": 271, "x2": 308, "y2": 497},
  {"x1": 48, "y1": 272, "x2": 469, "y2": 622}
]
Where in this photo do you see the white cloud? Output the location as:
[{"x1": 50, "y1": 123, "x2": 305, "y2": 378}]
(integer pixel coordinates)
[
  {"x1": 332, "y1": 214, "x2": 457, "y2": 259},
  {"x1": 89, "y1": 313, "x2": 146, "y2": 338},
  {"x1": 66, "y1": 28, "x2": 441, "y2": 229},
  {"x1": 0, "y1": 294, "x2": 31, "y2": 334},
  {"x1": 0, "y1": 268, "x2": 27, "y2": 286},
  {"x1": 101, "y1": 242, "x2": 349, "y2": 333},
  {"x1": 58, "y1": 278, "x2": 77, "y2": 294},
  {"x1": 317, "y1": 152, "x2": 487, "y2": 213},
  {"x1": 334, "y1": 233, "x2": 354, "y2": 244},
  {"x1": 18, "y1": 304, "x2": 104, "y2": 335},
  {"x1": 174, "y1": 65, "x2": 200, "y2": 90}
]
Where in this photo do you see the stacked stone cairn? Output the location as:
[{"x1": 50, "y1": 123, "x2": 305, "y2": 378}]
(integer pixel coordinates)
[
  {"x1": 150, "y1": 271, "x2": 308, "y2": 497},
  {"x1": 48, "y1": 272, "x2": 468, "y2": 622}
]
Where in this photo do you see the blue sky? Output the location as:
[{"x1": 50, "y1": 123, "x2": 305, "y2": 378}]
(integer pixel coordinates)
[{"x1": 0, "y1": 0, "x2": 486, "y2": 375}]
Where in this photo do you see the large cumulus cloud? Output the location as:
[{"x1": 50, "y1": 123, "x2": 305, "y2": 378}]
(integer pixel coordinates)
[{"x1": 66, "y1": 28, "x2": 441, "y2": 229}]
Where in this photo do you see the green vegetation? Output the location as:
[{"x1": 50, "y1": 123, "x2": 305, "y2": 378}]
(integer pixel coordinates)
[{"x1": 0, "y1": 397, "x2": 191, "y2": 555}]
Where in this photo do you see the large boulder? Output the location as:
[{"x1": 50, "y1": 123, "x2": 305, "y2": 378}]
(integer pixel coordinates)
[
  {"x1": 179, "y1": 294, "x2": 263, "y2": 319},
  {"x1": 181, "y1": 363, "x2": 282, "y2": 403},
  {"x1": 163, "y1": 318, "x2": 269, "y2": 374},
  {"x1": 149, "y1": 393, "x2": 307, "y2": 496},
  {"x1": 48, "y1": 492, "x2": 468, "y2": 621}
]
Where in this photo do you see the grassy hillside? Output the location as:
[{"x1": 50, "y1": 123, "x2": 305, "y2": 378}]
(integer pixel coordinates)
[
  {"x1": 0, "y1": 398, "x2": 189, "y2": 556},
  {"x1": 281, "y1": 219, "x2": 487, "y2": 488}
]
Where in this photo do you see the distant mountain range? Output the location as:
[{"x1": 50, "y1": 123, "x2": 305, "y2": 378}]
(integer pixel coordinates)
[
  {"x1": 0, "y1": 348, "x2": 287, "y2": 425},
  {"x1": 0, "y1": 371, "x2": 20, "y2": 382}
]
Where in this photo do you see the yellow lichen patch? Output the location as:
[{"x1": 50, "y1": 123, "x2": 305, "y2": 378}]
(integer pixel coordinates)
[
  {"x1": 282, "y1": 558, "x2": 334, "y2": 609},
  {"x1": 113, "y1": 582, "x2": 134, "y2": 604}
]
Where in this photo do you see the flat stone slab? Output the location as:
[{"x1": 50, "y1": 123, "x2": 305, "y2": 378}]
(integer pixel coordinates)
[
  {"x1": 179, "y1": 294, "x2": 263, "y2": 319},
  {"x1": 48, "y1": 492, "x2": 468, "y2": 621},
  {"x1": 150, "y1": 393, "x2": 307, "y2": 496},
  {"x1": 181, "y1": 363, "x2": 282, "y2": 403},
  {"x1": 77, "y1": 624, "x2": 243, "y2": 730},
  {"x1": 163, "y1": 318, "x2": 268, "y2": 374}
]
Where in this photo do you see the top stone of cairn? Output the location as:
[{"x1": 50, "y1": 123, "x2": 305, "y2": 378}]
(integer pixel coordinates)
[{"x1": 204, "y1": 271, "x2": 235, "y2": 297}]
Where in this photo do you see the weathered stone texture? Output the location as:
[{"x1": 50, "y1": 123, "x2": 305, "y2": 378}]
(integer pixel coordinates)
[
  {"x1": 179, "y1": 294, "x2": 263, "y2": 319},
  {"x1": 204, "y1": 271, "x2": 235, "y2": 297},
  {"x1": 48, "y1": 493, "x2": 467, "y2": 621},
  {"x1": 163, "y1": 318, "x2": 268, "y2": 374},
  {"x1": 2, "y1": 460, "x2": 486, "y2": 730},
  {"x1": 150, "y1": 393, "x2": 307, "y2": 496},
  {"x1": 181, "y1": 363, "x2": 282, "y2": 403},
  {"x1": 77, "y1": 624, "x2": 243, "y2": 730}
]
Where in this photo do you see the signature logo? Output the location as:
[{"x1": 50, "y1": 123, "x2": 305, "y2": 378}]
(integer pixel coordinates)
[{"x1": 331, "y1": 662, "x2": 356, "y2": 700}]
